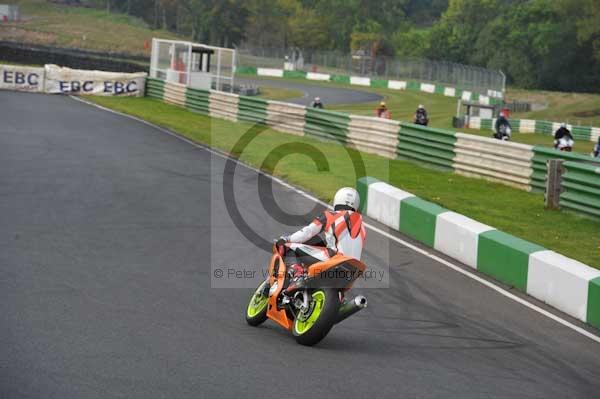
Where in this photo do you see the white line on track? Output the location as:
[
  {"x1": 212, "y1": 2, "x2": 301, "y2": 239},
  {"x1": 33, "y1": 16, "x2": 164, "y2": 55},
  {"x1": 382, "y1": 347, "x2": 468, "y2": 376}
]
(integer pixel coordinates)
[{"x1": 71, "y1": 95, "x2": 600, "y2": 344}]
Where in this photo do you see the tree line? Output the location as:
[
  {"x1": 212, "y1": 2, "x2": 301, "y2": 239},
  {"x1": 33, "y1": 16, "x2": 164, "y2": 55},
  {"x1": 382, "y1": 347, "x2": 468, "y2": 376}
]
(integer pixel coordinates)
[{"x1": 97, "y1": 0, "x2": 599, "y2": 92}]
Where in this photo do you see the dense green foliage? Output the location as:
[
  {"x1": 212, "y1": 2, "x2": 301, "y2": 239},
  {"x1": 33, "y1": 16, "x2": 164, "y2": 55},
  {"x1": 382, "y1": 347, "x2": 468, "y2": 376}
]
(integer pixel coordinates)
[{"x1": 86, "y1": 0, "x2": 599, "y2": 91}]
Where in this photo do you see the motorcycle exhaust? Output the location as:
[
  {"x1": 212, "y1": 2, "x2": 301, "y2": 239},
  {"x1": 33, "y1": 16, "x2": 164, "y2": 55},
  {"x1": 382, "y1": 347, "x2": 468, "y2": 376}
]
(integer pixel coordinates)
[{"x1": 335, "y1": 295, "x2": 367, "y2": 324}]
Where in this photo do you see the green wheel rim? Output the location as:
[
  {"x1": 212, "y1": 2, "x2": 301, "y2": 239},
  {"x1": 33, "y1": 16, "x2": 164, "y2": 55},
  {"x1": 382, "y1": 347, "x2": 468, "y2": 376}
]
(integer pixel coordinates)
[
  {"x1": 246, "y1": 282, "x2": 269, "y2": 318},
  {"x1": 294, "y1": 290, "x2": 326, "y2": 335}
]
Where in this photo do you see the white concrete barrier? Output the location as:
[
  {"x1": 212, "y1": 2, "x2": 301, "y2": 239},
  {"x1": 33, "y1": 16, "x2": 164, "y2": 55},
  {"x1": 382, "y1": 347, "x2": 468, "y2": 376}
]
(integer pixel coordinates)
[
  {"x1": 461, "y1": 91, "x2": 472, "y2": 101},
  {"x1": 420, "y1": 83, "x2": 435, "y2": 93},
  {"x1": 306, "y1": 72, "x2": 331, "y2": 81},
  {"x1": 366, "y1": 182, "x2": 414, "y2": 230},
  {"x1": 519, "y1": 119, "x2": 536, "y2": 133},
  {"x1": 209, "y1": 90, "x2": 239, "y2": 122},
  {"x1": 444, "y1": 87, "x2": 456, "y2": 97},
  {"x1": 0, "y1": 64, "x2": 44, "y2": 92},
  {"x1": 350, "y1": 76, "x2": 371, "y2": 86},
  {"x1": 163, "y1": 81, "x2": 186, "y2": 106},
  {"x1": 257, "y1": 68, "x2": 284, "y2": 78},
  {"x1": 527, "y1": 251, "x2": 600, "y2": 322},
  {"x1": 434, "y1": 212, "x2": 495, "y2": 269},
  {"x1": 388, "y1": 80, "x2": 407, "y2": 90},
  {"x1": 347, "y1": 115, "x2": 400, "y2": 159},
  {"x1": 266, "y1": 101, "x2": 306, "y2": 136}
]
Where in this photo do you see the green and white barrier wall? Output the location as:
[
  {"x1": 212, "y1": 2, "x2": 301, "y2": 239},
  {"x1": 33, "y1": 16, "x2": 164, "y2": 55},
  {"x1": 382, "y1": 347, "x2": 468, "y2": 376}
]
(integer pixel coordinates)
[
  {"x1": 357, "y1": 177, "x2": 600, "y2": 329},
  {"x1": 146, "y1": 78, "x2": 600, "y2": 218},
  {"x1": 236, "y1": 67, "x2": 504, "y2": 106},
  {"x1": 469, "y1": 117, "x2": 600, "y2": 143}
]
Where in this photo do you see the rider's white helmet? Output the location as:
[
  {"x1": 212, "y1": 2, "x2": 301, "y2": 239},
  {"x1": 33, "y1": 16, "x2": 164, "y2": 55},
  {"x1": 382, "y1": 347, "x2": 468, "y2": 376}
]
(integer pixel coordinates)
[{"x1": 333, "y1": 187, "x2": 360, "y2": 211}]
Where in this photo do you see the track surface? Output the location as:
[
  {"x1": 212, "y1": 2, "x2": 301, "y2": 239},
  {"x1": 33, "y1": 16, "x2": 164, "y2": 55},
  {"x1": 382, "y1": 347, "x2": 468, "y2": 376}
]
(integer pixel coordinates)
[
  {"x1": 236, "y1": 77, "x2": 382, "y2": 106},
  {"x1": 1, "y1": 91, "x2": 599, "y2": 399}
]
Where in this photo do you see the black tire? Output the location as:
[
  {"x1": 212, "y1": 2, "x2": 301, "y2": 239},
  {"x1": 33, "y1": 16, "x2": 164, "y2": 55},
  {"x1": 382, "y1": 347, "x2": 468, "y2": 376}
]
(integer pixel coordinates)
[
  {"x1": 292, "y1": 288, "x2": 340, "y2": 346},
  {"x1": 245, "y1": 281, "x2": 269, "y2": 326}
]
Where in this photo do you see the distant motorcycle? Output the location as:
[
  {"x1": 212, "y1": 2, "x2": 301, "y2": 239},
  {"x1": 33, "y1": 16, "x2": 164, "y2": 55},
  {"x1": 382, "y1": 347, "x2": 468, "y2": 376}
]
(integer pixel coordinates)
[
  {"x1": 493, "y1": 125, "x2": 512, "y2": 141},
  {"x1": 245, "y1": 243, "x2": 368, "y2": 346},
  {"x1": 556, "y1": 137, "x2": 574, "y2": 152}
]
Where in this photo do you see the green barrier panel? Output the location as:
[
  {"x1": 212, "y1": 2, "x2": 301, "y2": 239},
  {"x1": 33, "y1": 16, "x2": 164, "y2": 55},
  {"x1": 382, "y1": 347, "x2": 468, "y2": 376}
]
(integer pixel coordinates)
[
  {"x1": 560, "y1": 161, "x2": 600, "y2": 219},
  {"x1": 146, "y1": 78, "x2": 165, "y2": 100},
  {"x1": 434, "y1": 85, "x2": 445, "y2": 95},
  {"x1": 531, "y1": 147, "x2": 598, "y2": 192},
  {"x1": 237, "y1": 96, "x2": 268, "y2": 125},
  {"x1": 406, "y1": 81, "x2": 420, "y2": 91},
  {"x1": 331, "y1": 75, "x2": 350, "y2": 84},
  {"x1": 399, "y1": 197, "x2": 447, "y2": 246},
  {"x1": 510, "y1": 119, "x2": 521, "y2": 132},
  {"x1": 481, "y1": 118, "x2": 493, "y2": 130},
  {"x1": 490, "y1": 97, "x2": 504, "y2": 106},
  {"x1": 587, "y1": 277, "x2": 600, "y2": 329},
  {"x1": 356, "y1": 176, "x2": 380, "y2": 214},
  {"x1": 370, "y1": 79, "x2": 388, "y2": 88},
  {"x1": 572, "y1": 126, "x2": 592, "y2": 141},
  {"x1": 397, "y1": 123, "x2": 457, "y2": 171},
  {"x1": 283, "y1": 70, "x2": 307, "y2": 79},
  {"x1": 535, "y1": 120, "x2": 553, "y2": 135},
  {"x1": 304, "y1": 108, "x2": 350, "y2": 145},
  {"x1": 477, "y1": 231, "x2": 545, "y2": 291},
  {"x1": 471, "y1": 93, "x2": 480, "y2": 102},
  {"x1": 455, "y1": 88, "x2": 463, "y2": 98},
  {"x1": 236, "y1": 66, "x2": 258, "y2": 75},
  {"x1": 185, "y1": 87, "x2": 210, "y2": 115}
]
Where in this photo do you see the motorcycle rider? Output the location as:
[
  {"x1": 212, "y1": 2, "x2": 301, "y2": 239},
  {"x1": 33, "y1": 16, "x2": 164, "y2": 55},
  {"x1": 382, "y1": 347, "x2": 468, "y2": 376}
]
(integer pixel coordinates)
[
  {"x1": 494, "y1": 110, "x2": 512, "y2": 140},
  {"x1": 275, "y1": 187, "x2": 366, "y2": 294},
  {"x1": 554, "y1": 123, "x2": 574, "y2": 151},
  {"x1": 375, "y1": 101, "x2": 390, "y2": 119},
  {"x1": 311, "y1": 97, "x2": 324, "y2": 109},
  {"x1": 414, "y1": 104, "x2": 429, "y2": 126}
]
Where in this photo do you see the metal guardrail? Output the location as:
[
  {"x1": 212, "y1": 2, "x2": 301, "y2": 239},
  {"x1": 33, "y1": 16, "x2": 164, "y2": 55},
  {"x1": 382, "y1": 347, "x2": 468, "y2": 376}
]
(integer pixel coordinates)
[{"x1": 560, "y1": 162, "x2": 600, "y2": 219}]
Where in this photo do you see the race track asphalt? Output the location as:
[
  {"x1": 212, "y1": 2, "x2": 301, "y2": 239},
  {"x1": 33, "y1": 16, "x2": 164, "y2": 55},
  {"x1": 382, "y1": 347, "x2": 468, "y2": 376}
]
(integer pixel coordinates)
[
  {"x1": 235, "y1": 77, "x2": 382, "y2": 106},
  {"x1": 1, "y1": 91, "x2": 599, "y2": 399}
]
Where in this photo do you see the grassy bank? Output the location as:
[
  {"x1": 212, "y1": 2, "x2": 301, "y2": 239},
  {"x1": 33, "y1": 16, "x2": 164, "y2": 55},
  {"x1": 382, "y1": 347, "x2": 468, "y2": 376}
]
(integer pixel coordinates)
[
  {"x1": 86, "y1": 95, "x2": 600, "y2": 269},
  {"x1": 257, "y1": 86, "x2": 304, "y2": 101},
  {"x1": 0, "y1": 0, "x2": 181, "y2": 55}
]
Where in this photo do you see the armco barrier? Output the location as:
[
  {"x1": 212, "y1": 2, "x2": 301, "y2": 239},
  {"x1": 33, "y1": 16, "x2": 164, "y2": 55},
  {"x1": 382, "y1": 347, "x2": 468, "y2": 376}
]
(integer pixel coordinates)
[
  {"x1": 162, "y1": 81, "x2": 186, "y2": 107},
  {"x1": 357, "y1": 176, "x2": 600, "y2": 329},
  {"x1": 209, "y1": 90, "x2": 239, "y2": 122},
  {"x1": 185, "y1": 87, "x2": 210, "y2": 115},
  {"x1": 266, "y1": 101, "x2": 306, "y2": 137},
  {"x1": 453, "y1": 133, "x2": 533, "y2": 190},
  {"x1": 397, "y1": 123, "x2": 456, "y2": 170},
  {"x1": 304, "y1": 108, "x2": 350, "y2": 144},
  {"x1": 347, "y1": 115, "x2": 399, "y2": 158},
  {"x1": 468, "y1": 117, "x2": 598, "y2": 143},
  {"x1": 237, "y1": 96, "x2": 268, "y2": 125},
  {"x1": 560, "y1": 162, "x2": 600, "y2": 219},
  {"x1": 146, "y1": 77, "x2": 165, "y2": 100}
]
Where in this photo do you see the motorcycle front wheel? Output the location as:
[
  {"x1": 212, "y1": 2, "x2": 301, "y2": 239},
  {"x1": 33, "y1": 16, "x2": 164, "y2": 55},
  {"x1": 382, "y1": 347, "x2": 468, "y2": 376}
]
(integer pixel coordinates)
[
  {"x1": 245, "y1": 280, "x2": 269, "y2": 326},
  {"x1": 292, "y1": 288, "x2": 340, "y2": 346}
]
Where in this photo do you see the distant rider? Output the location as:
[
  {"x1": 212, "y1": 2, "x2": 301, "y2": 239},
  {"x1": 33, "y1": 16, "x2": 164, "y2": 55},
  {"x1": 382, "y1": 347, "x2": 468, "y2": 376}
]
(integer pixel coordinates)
[
  {"x1": 494, "y1": 111, "x2": 512, "y2": 140},
  {"x1": 554, "y1": 123, "x2": 574, "y2": 151},
  {"x1": 311, "y1": 97, "x2": 324, "y2": 109},
  {"x1": 414, "y1": 104, "x2": 429, "y2": 126},
  {"x1": 275, "y1": 187, "x2": 366, "y2": 294},
  {"x1": 593, "y1": 136, "x2": 600, "y2": 158},
  {"x1": 374, "y1": 101, "x2": 391, "y2": 119}
]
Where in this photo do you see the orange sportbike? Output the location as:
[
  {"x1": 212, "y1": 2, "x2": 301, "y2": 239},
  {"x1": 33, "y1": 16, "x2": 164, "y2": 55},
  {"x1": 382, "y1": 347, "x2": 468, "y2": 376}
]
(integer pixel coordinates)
[{"x1": 245, "y1": 244, "x2": 368, "y2": 346}]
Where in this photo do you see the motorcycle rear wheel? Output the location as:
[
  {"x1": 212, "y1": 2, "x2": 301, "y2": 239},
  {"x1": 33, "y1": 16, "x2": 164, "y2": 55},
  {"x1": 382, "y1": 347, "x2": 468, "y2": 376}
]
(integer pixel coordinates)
[
  {"x1": 292, "y1": 288, "x2": 340, "y2": 346},
  {"x1": 245, "y1": 281, "x2": 269, "y2": 326}
]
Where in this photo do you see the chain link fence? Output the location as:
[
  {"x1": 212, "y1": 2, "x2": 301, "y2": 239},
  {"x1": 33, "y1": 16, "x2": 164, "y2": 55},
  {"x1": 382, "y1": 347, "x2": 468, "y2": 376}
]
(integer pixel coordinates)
[{"x1": 237, "y1": 47, "x2": 505, "y2": 94}]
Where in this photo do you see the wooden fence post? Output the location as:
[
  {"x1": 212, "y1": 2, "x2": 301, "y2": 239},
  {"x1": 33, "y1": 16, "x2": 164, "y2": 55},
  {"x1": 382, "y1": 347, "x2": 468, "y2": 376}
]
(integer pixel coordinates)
[{"x1": 545, "y1": 159, "x2": 564, "y2": 209}]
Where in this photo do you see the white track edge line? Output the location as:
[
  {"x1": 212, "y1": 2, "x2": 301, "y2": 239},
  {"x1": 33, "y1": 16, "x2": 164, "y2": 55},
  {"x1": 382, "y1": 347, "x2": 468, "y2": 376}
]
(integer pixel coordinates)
[{"x1": 70, "y1": 95, "x2": 600, "y2": 344}]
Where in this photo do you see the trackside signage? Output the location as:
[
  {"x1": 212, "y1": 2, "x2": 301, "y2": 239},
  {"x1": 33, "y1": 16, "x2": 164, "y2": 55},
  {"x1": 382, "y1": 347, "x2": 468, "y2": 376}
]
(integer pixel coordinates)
[
  {"x1": 0, "y1": 64, "x2": 44, "y2": 92},
  {"x1": 44, "y1": 65, "x2": 147, "y2": 96}
]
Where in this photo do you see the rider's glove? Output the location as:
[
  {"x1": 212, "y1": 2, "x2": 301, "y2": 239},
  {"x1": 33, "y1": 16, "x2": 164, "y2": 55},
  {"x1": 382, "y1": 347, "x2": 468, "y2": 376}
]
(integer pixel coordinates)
[{"x1": 275, "y1": 236, "x2": 288, "y2": 248}]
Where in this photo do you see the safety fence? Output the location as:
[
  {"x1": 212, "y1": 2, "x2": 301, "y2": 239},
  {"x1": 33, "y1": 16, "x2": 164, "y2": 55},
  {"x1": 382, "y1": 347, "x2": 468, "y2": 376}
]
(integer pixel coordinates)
[
  {"x1": 236, "y1": 67, "x2": 503, "y2": 106},
  {"x1": 146, "y1": 77, "x2": 600, "y2": 219},
  {"x1": 468, "y1": 117, "x2": 600, "y2": 143},
  {"x1": 357, "y1": 177, "x2": 600, "y2": 330}
]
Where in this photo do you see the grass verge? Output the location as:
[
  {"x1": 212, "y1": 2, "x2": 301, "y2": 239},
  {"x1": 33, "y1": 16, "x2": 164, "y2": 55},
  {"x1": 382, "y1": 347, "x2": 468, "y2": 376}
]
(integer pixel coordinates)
[
  {"x1": 86, "y1": 95, "x2": 600, "y2": 269},
  {"x1": 257, "y1": 86, "x2": 304, "y2": 101}
]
